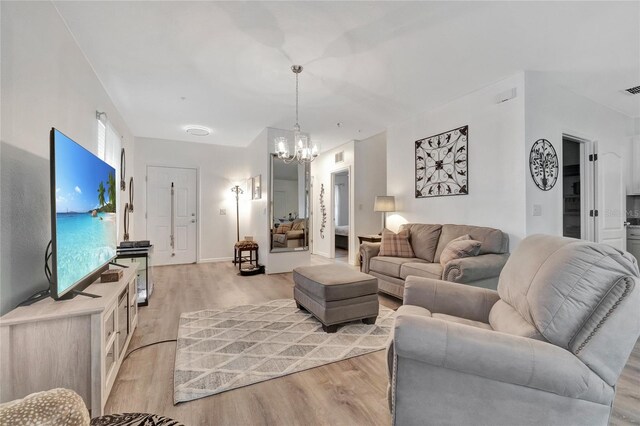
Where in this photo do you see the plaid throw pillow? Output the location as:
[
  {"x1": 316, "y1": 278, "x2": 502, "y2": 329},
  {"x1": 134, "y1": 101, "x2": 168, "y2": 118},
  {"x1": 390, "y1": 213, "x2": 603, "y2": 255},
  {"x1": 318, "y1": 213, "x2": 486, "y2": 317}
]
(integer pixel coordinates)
[
  {"x1": 379, "y1": 228, "x2": 415, "y2": 258},
  {"x1": 439, "y1": 234, "x2": 482, "y2": 267},
  {"x1": 276, "y1": 223, "x2": 292, "y2": 234}
]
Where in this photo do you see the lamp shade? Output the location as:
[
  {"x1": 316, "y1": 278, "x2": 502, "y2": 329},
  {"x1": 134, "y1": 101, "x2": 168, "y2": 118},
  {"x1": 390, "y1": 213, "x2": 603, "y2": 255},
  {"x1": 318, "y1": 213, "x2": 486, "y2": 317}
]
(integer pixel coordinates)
[{"x1": 374, "y1": 196, "x2": 396, "y2": 212}]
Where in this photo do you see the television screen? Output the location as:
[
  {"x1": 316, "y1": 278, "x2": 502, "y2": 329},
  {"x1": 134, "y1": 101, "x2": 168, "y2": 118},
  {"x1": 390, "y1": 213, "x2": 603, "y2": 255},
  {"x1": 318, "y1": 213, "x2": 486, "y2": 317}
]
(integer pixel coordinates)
[{"x1": 51, "y1": 128, "x2": 117, "y2": 297}]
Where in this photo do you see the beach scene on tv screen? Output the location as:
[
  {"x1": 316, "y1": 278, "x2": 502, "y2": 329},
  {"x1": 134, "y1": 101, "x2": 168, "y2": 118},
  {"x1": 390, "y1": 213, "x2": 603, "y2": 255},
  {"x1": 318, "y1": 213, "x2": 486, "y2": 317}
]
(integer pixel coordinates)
[{"x1": 54, "y1": 130, "x2": 117, "y2": 294}]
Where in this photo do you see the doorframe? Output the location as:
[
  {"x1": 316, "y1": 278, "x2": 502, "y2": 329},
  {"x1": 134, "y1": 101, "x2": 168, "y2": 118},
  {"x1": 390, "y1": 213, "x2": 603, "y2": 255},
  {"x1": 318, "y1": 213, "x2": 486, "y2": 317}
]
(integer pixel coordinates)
[
  {"x1": 562, "y1": 134, "x2": 594, "y2": 241},
  {"x1": 329, "y1": 166, "x2": 352, "y2": 261},
  {"x1": 145, "y1": 164, "x2": 200, "y2": 264}
]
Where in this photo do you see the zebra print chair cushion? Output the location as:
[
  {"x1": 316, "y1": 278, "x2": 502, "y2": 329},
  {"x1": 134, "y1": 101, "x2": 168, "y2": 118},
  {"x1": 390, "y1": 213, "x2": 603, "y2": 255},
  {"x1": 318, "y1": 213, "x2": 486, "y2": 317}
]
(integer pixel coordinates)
[{"x1": 91, "y1": 413, "x2": 183, "y2": 426}]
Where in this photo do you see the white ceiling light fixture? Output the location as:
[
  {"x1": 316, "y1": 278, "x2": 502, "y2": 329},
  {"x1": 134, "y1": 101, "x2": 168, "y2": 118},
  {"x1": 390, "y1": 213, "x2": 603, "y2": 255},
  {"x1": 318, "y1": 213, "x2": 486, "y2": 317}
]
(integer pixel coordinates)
[
  {"x1": 185, "y1": 125, "x2": 211, "y2": 136},
  {"x1": 274, "y1": 65, "x2": 320, "y2": 164}
]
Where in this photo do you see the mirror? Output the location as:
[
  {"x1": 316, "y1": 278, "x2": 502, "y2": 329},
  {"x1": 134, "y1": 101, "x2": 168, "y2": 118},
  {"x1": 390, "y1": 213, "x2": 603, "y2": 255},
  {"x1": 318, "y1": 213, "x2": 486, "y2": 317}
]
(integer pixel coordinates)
[{"x1": 270, "y1": 154, "x2": 310, "y2": 252}]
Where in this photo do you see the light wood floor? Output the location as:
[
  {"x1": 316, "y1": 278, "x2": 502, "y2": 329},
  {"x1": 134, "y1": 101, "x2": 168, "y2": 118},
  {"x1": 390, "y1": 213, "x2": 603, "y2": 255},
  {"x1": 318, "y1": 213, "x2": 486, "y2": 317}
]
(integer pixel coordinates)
[{"x1": 106, "y1": 261, "x2": 640, "y2": 425}]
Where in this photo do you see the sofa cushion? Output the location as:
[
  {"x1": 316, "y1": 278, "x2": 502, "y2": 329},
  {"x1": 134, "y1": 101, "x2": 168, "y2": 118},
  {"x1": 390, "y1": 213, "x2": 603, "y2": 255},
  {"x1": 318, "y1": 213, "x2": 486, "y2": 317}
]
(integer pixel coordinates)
[
  {"x1": 370, "y1": 256, "x2": 426, "y2": 278},
  {"x1": 439, "y1": 235, "x2": 481, "y2": 267},
  {"x1": 380, "y1": 228, "x2": 415, "y2": 258},
  {"x1": 434, "y1": 224, "x2": 508, "y2": 262},
  {"x1": 488, "y1": 299, "x2": 546, "y2": 341},
  {"x1": 395, "y1": 305, "x2": 491, "y2": 331},
  {"x1": 399, "y1": 224, "x2": 442, "y2": 262},
  {"x1": 432, "y1": 313, "x2": 492, "y2": 330},
  {"x1": 293, "y1": 265, "x2": 378, "y2": 301},
  {"x1": 400, "y1": 262, "x2": 443, "y2": 280}
]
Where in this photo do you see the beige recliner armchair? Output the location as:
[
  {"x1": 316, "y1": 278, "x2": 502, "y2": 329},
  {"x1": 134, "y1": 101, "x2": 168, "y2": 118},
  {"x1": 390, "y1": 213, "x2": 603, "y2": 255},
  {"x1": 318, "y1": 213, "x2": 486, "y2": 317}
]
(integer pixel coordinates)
[{"x1": 388, "y1": 234, "x2": 640, "y2": 425}]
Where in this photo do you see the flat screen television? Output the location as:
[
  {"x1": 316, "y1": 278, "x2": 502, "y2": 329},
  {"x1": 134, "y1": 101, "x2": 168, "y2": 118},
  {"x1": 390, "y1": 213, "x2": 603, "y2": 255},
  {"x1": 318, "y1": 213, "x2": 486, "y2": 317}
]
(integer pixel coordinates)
[{"x1": 50, "y1": 128, "x2": 117, "y2": 299}]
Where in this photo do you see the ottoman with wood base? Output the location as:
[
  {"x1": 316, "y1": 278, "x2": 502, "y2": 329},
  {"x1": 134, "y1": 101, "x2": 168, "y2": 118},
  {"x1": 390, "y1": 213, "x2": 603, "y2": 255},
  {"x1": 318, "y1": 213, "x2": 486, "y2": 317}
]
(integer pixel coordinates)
[{"x1": 293, "y1": 264, "x2": 379, "y2": 333}]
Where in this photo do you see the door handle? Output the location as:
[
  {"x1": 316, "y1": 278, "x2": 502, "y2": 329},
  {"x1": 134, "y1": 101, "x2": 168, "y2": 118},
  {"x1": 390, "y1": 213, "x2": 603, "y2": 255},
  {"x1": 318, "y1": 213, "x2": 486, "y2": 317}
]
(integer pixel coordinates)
[{"x1": 624, "y1": 221, "x2": 631, "y2": 227}]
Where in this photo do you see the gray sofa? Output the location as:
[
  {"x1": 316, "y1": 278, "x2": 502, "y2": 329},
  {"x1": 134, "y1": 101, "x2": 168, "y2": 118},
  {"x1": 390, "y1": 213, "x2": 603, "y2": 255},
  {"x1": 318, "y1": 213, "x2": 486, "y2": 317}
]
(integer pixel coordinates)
[
  {"x1": 388, "y1": 234, "x2": 640, "y2": 425},
  {"x1": 360, "y1": 223, "x2": 509, "y2": 298}
]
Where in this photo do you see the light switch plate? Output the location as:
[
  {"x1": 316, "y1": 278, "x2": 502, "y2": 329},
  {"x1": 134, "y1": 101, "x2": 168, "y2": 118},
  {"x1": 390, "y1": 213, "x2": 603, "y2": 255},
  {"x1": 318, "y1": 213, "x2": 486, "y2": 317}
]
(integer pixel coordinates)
[{"x1": 533, "y1": 204, "x2": 542, "y2": 216}]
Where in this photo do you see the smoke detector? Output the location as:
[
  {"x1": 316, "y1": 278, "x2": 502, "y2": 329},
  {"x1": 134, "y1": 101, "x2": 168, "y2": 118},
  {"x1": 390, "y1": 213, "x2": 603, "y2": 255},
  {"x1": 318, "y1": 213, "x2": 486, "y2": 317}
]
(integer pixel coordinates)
[{"x1": 185, "y1": 126, "x2": 211, "y2": 136}]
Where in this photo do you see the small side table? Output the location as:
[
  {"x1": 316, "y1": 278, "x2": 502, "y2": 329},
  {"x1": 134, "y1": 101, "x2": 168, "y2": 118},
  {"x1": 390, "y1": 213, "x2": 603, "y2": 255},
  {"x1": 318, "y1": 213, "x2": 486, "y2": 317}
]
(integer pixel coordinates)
[
  {"x1": 358, "y1": 234, "x2": 382, "y2": 245},
  {"x1": 234, "y1": 240, "x2": 259, "y2": 272},
  {"x1": 357, "y1": 235, "x2": 382, "y2": 268}
]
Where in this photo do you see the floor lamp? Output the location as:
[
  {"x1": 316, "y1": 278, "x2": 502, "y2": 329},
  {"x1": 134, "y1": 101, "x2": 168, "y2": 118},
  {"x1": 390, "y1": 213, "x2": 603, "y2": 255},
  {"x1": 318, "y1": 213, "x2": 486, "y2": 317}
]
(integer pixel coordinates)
[
  {"x1": 231, "y1": 185, "x2": 244, "y2": 242},
  {"x1": 374, "y1": 195, "x2": 395, "y2": 231}
]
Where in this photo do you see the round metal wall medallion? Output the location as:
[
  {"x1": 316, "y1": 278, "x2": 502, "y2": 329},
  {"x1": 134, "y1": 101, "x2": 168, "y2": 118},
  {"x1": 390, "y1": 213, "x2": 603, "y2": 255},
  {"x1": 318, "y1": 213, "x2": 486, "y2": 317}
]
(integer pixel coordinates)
[{"x1": 529, "y1": 139, "x2": 558, "y2": 191}]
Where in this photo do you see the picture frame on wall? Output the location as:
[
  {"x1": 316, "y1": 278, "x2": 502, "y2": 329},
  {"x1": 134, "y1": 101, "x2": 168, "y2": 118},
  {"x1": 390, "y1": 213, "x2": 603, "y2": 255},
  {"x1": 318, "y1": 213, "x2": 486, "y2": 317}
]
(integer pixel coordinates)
[
  {"x1": 252, "y1": 175, "x2": 261, "y2": 200},
  {"x1": 247, "y1": 177, "x2": 254, "y2": 196},
  {"x1": 415, "y1": 125, "x2": 468, "y2": 198}
]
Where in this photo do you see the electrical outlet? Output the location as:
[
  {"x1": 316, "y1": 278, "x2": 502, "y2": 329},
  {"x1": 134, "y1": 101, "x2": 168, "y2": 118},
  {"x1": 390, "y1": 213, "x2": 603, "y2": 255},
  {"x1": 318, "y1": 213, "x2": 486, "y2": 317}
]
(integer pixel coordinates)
[
  {"x1": 220, "y1": 209, "x2": 226, "y2": 215},
  {"x1": 533, "y1": 204, "x2": 542, "y2": 216}
]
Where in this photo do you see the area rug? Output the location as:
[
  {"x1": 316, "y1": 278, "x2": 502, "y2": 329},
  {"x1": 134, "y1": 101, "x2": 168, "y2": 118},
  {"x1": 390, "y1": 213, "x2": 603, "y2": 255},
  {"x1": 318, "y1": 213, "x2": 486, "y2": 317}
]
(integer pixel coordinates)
[{"x1": 173, "y1": 299, "x2": 395, "y2": 403}]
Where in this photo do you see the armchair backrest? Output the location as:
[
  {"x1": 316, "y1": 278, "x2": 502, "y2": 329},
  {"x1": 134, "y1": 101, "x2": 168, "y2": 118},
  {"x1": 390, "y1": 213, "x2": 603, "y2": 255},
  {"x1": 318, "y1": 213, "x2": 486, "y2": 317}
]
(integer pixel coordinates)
[{"x1": 496, "y1": 234, "x2": 640, "y2": 385}]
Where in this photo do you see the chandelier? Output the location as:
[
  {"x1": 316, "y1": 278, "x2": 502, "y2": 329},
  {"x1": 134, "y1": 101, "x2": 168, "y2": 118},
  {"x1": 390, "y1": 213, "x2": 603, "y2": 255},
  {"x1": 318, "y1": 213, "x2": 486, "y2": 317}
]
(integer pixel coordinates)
[{"x1": 274, "y1": 65, "x2": 320, "y2": 164}]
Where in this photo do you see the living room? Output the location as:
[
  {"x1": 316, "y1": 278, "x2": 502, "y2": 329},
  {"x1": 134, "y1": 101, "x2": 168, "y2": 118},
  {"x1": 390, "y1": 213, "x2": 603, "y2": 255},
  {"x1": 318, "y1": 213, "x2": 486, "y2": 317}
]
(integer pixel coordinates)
[{"x1": 1, "y1": 1, "x2": 639, "y2": 425}]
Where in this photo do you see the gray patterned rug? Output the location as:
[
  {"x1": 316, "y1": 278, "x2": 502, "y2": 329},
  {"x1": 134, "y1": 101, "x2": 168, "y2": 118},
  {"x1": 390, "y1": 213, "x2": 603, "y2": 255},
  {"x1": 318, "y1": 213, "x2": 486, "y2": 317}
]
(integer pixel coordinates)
[{"x1": 174, "y1": 299, "x2": 395, "y2": 403}]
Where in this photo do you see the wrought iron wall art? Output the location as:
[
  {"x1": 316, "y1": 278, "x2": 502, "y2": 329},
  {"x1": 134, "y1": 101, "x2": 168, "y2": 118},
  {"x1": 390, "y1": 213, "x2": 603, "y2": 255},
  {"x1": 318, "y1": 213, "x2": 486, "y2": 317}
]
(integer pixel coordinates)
[
  {"x1": 120, "y1": 148, "x2": 126, "y2": 191},
  {"x1": 123, "y1": 202, "x2": 130, "y2": 241},
  {"x1": 415, "y1": 125, "x2": 468, "y2": 198},
  {"x1": 529, "y1": 139, "x2": 558, "y2": 191},
  {"x1": 319, "y1": 183, "x2": 327, "y2": 239},
  {"x1": 128, "y1": 177, "x2": 134, "y2": 212}
]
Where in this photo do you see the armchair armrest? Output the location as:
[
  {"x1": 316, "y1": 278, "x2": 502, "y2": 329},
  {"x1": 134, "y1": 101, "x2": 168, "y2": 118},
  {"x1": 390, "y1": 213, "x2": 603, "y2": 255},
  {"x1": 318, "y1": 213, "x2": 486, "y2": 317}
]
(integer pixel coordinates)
[
  {"x1": 393, "y1": 313, "x2": 611, "y2": 404},
  {"x1": 403, "y1": 276, "x2": 499, "y2": 323},
  {"x1": 443, "y1": 253, "x2": 509, "y2": 284},
  {"x1": 360, "y1": 242, "x2": 381, "y2": 273}
]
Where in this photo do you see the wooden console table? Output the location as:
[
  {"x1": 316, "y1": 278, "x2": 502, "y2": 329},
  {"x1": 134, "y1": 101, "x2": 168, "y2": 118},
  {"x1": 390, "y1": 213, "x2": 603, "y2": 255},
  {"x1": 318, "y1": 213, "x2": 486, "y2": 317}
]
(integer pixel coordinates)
[{"x1": 0, "y1": 266, "x2": 138, "y2": 416}]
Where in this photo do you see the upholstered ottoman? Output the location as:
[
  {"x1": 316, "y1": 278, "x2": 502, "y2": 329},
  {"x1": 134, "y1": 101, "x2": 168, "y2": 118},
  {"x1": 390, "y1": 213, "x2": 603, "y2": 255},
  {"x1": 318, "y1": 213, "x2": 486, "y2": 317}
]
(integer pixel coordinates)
[{"x1": 293, "y1": 264, "x2": 379, "y2": 333}]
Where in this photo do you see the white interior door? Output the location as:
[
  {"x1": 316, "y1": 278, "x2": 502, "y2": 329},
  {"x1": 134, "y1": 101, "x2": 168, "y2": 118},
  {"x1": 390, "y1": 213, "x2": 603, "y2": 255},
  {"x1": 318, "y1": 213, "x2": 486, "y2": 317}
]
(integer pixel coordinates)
[
  {"x1": 147, "y1": 166, "x2": 197, "y2": 265},
  {"x1": 596, "y1": 151, "x2": 626, "y2": 250}
]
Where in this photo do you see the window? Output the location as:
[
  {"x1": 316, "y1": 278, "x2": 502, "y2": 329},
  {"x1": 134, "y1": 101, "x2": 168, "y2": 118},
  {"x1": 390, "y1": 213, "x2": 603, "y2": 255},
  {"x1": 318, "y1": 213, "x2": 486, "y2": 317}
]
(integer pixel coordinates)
[{"x1": 97, "y1": 117, "x2": 123, "y2": 241}]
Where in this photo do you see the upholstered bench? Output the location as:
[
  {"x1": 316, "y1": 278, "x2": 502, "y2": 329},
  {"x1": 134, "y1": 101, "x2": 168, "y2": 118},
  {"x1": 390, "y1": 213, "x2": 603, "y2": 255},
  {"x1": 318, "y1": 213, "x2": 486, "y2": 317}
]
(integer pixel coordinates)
[{"x1": 293, "y1": 264, "x2": 379, "y2": 333}]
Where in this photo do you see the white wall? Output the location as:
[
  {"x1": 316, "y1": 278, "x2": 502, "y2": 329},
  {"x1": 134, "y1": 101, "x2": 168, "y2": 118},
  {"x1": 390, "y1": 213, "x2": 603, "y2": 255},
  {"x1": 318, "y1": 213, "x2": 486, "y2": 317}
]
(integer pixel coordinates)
[
  {"x1": 386, "y1": 73, "x2": 527, "y2": 249},
  {"x1": 334, "y1": 173, "x2": 349, "y2": 226},
  {"x1": 311, "y1": 141, "x2": 356, "y2": 261},
  {"x1": 133, "y1": 137, "x2": 251, "y2": 263},
  {"x1": 524, "y1": 72, "x2": 636, "y2": 236},
  {"x1": 0, "y1": 1, "x2": 135, "y2": 315},
  {"x1": 354, "y1": 132, "x2": 387, "y2": 237}
]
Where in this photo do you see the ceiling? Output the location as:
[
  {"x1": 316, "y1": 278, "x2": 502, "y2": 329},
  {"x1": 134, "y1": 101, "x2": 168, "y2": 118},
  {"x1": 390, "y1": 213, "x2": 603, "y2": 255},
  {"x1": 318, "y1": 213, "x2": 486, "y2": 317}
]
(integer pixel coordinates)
[{"x1": 54, "y1": 1, "x2": 640, "y2": 151}]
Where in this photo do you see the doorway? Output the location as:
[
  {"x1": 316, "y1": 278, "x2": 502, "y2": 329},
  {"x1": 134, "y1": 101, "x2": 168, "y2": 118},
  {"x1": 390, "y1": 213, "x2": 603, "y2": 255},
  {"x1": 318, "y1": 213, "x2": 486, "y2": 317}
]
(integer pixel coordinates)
[
  {"x1": 561, "y1": 134, "x2": 626, "y2": 250},
  {"x1": 146, "y1": 166, "x2": 198, "y2": 265},
  {"x1": 332, "y1": 170, "x2": 350, "y2": 262},
  {"x1": 562, "y1": 138, "x2": 582, "y2": 238}
]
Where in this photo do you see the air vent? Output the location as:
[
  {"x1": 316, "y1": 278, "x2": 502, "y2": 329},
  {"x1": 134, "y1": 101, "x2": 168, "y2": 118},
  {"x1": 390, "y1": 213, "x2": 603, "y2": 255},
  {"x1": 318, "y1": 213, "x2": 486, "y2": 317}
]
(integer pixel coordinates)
[
  {"x1": 335, "y1": 151, "x2": 344, "y2": 163},
  {"x1": 625, "y1": 85, "x2": 640, "y2": 95}
]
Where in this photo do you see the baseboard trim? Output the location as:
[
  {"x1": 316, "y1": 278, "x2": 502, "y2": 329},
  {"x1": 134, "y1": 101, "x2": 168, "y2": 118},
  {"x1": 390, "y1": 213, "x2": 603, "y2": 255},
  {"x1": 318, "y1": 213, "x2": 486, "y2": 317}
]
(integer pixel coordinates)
[
  {"x1": 199, "y1": 257, "x2": 233, "y2": 263},
  {"x1": 313, "y1": 251, "x2": 330, "y2": 258}
]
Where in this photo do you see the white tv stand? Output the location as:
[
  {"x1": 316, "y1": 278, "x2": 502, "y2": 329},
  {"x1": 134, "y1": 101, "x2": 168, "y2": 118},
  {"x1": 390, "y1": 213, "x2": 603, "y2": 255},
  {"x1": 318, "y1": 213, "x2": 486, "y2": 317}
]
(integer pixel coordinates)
[{"x1": 0, "y1": 266, "x2": 138, "y2": 416}]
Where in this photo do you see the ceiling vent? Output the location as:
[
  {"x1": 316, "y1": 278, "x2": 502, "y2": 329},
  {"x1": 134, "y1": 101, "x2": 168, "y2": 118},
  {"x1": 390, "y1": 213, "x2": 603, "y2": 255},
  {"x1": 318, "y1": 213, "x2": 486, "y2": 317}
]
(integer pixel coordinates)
[
  {"x1": 625, "y1": 85, "x2": 640, "y2": 95},
  {"x1": 335, "y1": 151, "x2": 344, "y2": 164}
]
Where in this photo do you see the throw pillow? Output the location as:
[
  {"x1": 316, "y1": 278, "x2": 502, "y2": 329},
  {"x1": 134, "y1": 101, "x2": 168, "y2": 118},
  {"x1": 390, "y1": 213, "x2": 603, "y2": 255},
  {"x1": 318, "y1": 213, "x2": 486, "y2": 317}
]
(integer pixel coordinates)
[
  {"x1": 440, "y1": 234, "x2": 482, "y2": 267},
  {"x1": 379, "y1": 228, "x2": 415, "y2": 258},
  {"x1": 276, "y1": 223, "x2": 292, "y2": 234},
  {"x1": 291, "y1": 220, "x2": 305, "y2": 230}
]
